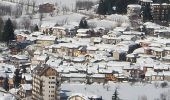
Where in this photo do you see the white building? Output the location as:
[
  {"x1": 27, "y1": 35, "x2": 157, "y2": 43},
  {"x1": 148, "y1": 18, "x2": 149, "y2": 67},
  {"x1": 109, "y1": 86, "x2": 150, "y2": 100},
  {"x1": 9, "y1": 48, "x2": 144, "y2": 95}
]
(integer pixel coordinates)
[{"x1": 32, "y1": 65, "x2": 60, "y2": 100}]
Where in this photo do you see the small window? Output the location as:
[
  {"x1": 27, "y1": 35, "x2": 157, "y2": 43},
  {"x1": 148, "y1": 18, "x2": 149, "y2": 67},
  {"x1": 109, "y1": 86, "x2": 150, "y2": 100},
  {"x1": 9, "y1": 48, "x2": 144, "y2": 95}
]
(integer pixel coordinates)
[
  {"x1": 52, "y1": 77, "x2": 55, "y2": 79},
  {"x1": 51, "y1": 81, "x2": 55, "y2": 84}
]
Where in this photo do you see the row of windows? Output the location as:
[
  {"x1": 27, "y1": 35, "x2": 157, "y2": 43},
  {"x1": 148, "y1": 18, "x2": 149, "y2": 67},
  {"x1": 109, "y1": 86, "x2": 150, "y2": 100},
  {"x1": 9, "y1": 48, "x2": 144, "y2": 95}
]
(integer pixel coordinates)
[
  {"x1": 49, "y1": 77, "x2": 55, "y2": 79},
  {"x1": 49, "y1": 95, "x2": 55, "y2": 97},
  {"x1": 49, "y1": 86, "x2": 55, "y2": 88},
  {"x1": 49, "y1": 81, "x2": 56, "y2": 84},
  {"x1": 49, "y1": 90, "x2": 55, "y2": 93}
]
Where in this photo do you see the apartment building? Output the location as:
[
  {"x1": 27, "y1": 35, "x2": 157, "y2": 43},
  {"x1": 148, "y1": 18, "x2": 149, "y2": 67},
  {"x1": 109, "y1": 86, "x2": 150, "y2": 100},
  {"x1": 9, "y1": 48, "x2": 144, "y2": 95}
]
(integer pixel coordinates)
[
  {"x1": 151, "y1": 3, "x2": 170, "y2": 26},
  {"x1": 32, "y1": 65, "x2": 60, "y2": 100}
]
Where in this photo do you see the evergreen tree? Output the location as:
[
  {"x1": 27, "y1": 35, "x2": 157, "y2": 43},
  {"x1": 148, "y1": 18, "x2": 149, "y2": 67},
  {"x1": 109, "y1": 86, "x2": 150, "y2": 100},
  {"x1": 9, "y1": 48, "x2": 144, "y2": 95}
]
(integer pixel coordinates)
[
  {"x1": 115, "y1": 0, "x2": 128, "y2": 14},
  {"x1": 3, "y1": 77, "x2": 9, "y2": 91},
  {"x1": 79, "y1": 18, "x2": 88, "y2": 29},
  {"x1": 13, "y1": 69, "x2": 22, "y2": 88},
  {"x1": 33, "y1": 24, "x2": 39, "y2": 32},
  {"x1": 0, "y1": 17, "x2": 3, "y2": 33},
  {"x1": 112, "y1": 88, "x2": 120, "y2": 100},
  {"x1": 97, "y1": 0, "x2": 107, "y2": 15},
  {"x1": 105, "y1": 0, "x2": 114, "y2": 14},
  {"x1": 3, "y1": 18, "x2": 15, "y2": 42},
  {"x1": 0, "y1": 17, "x2": 4, "y2": 41}
]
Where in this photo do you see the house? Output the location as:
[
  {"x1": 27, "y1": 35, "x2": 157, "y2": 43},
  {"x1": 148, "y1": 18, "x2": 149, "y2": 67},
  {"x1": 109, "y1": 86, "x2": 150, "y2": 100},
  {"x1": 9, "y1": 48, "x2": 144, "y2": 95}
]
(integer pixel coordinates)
[
  {"x1": 61, "y1": 73, "x2": 86, "y2": 83},
  {"x1": 22, "y1": 73, "x2": 32, "y2": 84},
  {"x1": 163, "y1": 72, "x2": 170, "y2": 81},
  {"x1": 143, "y1": 22, "x2": 161, "y2": 36},
  {"x1": 40, "y1": 23, "x2": 56, "y2": 34},
  {"x1": 68, "y1": 93, "x2": 102, "y2": 100},
  {"x1": 36, "y1": 35, "x2": 57, "y2": 46},
  {"x1": 155, "y1": 29, "x2": 170, "y2": 38},
  {"x1": 10, "y1": 55, "x2": 30, "y2": 67},
  {"x1": 162, "y1": 55, "x2": 170, "y2": 63},
  {"x1": 150, "y1": 47, "x2": 165, "y2": 58},
  {"x1": 39, "y1": 3, "x2": 55, "y2": 13},
  {"x1": 31, "y1": 54, "x2": 49, "y2": 65},
  {"x1": 16, "y1": 33, "x2": 28, "y2": 42},
  {"x1": 76, "y1": 29, "x2": 90, "y2": 38},
  {"x1": 91, "y1": 74, "x2": 106, "y2": 83},
  {"x1": 86, "y1": 45, "x2": 98, "y2": 54},
  {"x1": 67, "y1": 93, "x2": 88, "y2": 100},
  {"x1": 53, "y1": 26, "x2": 67, "y2": 38},
  {"x1": 145, "y1": 71, "x2": 164, "y2": 81},
  {"x1": 102, "y1": 35, "x2": 122, "y2": 45},
  {"x1": 18, "y1": 84, "x2": 32, "y2": 98},
  {"x1": 112, "y1": 50, "x2": 126, "y2": 61},
  {"x1": 126, "y1": 53, "x2": 138, "y2": 63},
  {"x1": 50, "y1": 43, "x2": 80, "y2": 57},
  {"x1": 32, "y1": 65, "x2": 61, "y2": 100}
]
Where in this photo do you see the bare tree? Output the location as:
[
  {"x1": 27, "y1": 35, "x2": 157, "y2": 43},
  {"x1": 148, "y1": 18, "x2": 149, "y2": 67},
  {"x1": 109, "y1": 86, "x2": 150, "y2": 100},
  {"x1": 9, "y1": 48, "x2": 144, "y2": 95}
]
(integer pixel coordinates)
[
  {"x1": 21, "y1": 17, "x2": 31, "y2": 29},
  {"x1": 75, "y1": 1, "x2": 94, "y2": 11},
  {"x1": 61, "y1": 6, "x2": 70, "y2": 14}
]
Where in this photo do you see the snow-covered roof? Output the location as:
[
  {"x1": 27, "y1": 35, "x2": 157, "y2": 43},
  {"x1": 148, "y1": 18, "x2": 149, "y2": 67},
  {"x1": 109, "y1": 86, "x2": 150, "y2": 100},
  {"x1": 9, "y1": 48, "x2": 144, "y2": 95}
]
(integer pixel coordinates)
[
  {"x1": 77, "y1": 29, "x2": 90, "y2": 33},
  {"x1": 41, "y1": 22, "x2": 56, "y2": 28},
  {"x1": 21, "y1": 84, "x2": 32, "y2": 91},
  {"x1": 22, "y1": 73, "x2": 32, "y2": 81},
  {"x1": 50, "y1": 43, "x2": 80, "y2": 49},
  {"x1": 37, "y1": 35, "x2": 56, "y2": 41},
  {"x1": 68, "y1": 93, "x2": 88, "y2": 100},
  {"x1": 12, "y1": 55, "x2": 29, "y2": 60},
  {"x1": 140, "y1": 0, "x2": 153, "y2": 2},
  {"x1": 127, "y1": 4, "x2": 141, "y2": 8},
  {"x1": 31, "y1": 32, "x2": 44, "y2": 36}
]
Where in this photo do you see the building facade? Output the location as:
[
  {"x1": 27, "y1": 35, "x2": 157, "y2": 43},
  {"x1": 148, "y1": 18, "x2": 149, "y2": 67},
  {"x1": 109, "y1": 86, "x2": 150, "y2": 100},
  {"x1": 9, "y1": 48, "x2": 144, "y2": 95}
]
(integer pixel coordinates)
[
  {"x1": 151, "y1": 3, "x2": 170, "y2": 26},
  {"x1": 32, "y1": 65, "x2": 60, "y2": 100}
]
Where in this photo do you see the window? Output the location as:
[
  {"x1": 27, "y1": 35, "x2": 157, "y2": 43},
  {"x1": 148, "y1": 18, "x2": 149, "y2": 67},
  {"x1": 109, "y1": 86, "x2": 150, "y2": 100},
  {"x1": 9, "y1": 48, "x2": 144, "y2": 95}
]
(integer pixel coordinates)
[
  {"x1": 51, "y1": 86, "x2": 54, "y2": 88},
  {"x1": 51, "y1": 81, "x2": 55, "y2": 84},
  {"x1": 52, "y1": 77, "x2": 55, "y2": 79},
  {"x1": 51, "y1": 95, "x2": 54, "y2": 97}
]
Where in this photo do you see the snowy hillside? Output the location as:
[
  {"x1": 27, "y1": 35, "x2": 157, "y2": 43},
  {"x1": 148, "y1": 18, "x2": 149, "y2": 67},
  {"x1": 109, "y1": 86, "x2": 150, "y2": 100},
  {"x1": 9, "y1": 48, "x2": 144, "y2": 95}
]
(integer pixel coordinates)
[{"x1": 61, "y1": 82, "x2": 170, "y2": 100}]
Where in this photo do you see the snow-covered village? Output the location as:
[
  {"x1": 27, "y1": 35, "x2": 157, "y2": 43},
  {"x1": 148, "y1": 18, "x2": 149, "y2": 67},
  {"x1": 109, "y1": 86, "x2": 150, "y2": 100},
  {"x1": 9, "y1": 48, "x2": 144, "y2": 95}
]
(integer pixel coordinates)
[{"x1": 0, "y1": 0, "x2": 170, "y2": 100}]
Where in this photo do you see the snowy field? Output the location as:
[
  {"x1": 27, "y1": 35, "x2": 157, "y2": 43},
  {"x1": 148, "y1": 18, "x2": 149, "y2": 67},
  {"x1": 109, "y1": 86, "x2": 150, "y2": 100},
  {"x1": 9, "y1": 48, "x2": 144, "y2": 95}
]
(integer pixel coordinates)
[
  {"x1": 61, "y1": 82, "x2": 170, "y2": 100},
  {"x1": 0, "y1": 0, "x2": 99, "y2": 10}
]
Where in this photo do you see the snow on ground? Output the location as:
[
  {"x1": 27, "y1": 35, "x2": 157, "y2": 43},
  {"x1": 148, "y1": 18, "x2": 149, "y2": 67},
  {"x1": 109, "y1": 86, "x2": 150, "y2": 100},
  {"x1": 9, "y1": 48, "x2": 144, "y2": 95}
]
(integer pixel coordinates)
[
  {"x1": 61, "y1": 82, "x2": 170, "y2": 100},
  {"x1": 31, "y1": 13, "x2": 86, "y2": 26},
  {"x1": 2, "y1": 0, "x2": 98, "y2": 10},
  {"x1": 88, "y1": 19, "x2": 118, "y2": 29},
  {"x1": 0, "y1": 88, "x2": 16, "y2": 100}
]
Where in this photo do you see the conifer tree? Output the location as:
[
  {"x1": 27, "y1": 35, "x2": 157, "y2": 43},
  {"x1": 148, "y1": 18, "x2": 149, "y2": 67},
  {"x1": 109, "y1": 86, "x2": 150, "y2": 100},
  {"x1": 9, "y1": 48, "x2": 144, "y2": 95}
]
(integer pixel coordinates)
[
  {"x1": 79, "y1": 18, "x2": 88, "y2": 29},
  {"x1": 3, "y1": 18, "x2": 15, "y2": 42},
  {"x1": 97, "y1": 0, "x2": 107, "y2": 15},
  {"x1": 112, "y1": 88, "x2": 120, "y2": 100},
  {"x1": 0, "y1": 17, "x2": 4, "y2": 41},
  {"x1": 13, "y1": 69, "x2": 22, "y2": 88},
  {"x1": 33, "y1": 24, "x2": 39, "y2": 32},
  {"x1": 3, "y1": 77, "x2": 9, "y2": 91}
]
